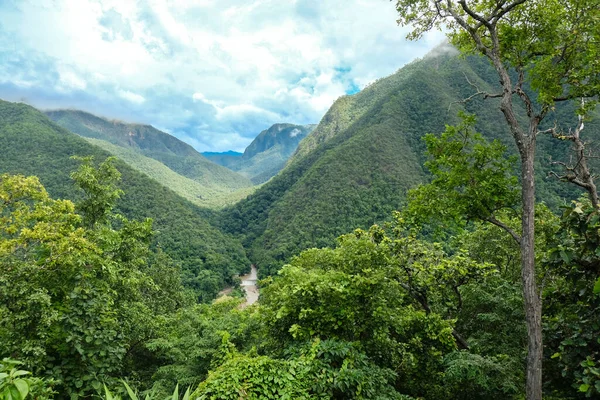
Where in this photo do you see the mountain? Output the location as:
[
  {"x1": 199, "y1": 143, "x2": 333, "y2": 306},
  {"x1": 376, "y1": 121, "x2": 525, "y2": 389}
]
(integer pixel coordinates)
[
  {"x1": 202, "y1": 150, "x2": 243, "y2": 169},
  {"x1": 0, "y1": 100, "x2": 249, "y2": 299},
  {"x1": 204, "y1": 123, "x2": 316, "y2": 184},
  {"x1": 45, "y1": 110, "x2": 254, "y2": 208},
  {"x1": 220, "y1": 47, "x2": 600, "y2": 275}
]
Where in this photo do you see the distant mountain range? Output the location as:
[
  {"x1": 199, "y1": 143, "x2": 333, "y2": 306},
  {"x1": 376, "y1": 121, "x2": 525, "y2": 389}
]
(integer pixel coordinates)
[
  {"x1": 45, "y1": 110, "x2": 254, "y2": 208},
  {"x1": 204, "y1": 123, "x2": 316, "y2": 184},
  {"x1": 202, "y1": 150, "x2": 243, "y2": 169}
]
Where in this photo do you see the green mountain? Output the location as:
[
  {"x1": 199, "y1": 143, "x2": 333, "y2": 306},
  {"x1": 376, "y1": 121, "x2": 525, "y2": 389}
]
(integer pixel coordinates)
[
  {"x1": 221, "y1": 48, "x2": 600, "y2": 275},
  {"x1": 45, "y1": 110, "x2": 254, "y2": 208},
  {"x1": 204, "y1": 123, "x2": 316, "y2": 184},
  {"x1": 202, "y1": 150, "x2": 243, "y2": 169},
  {"x1": 0, "y1": 100, "x2": 249, "y2": 298}
]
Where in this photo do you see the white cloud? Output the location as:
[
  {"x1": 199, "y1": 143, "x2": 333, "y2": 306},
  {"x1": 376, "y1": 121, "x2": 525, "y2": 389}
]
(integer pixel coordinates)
[
  {"x1": 215, "y1": 104, "x2": 279, "y2": 122},
  {"x1": 192, "y1": 92, "x2": 224, "y2": 109},
  {"x1": 57, "y1": 67, "x2": 87, "y2": 91},
  {"x1": 0, "y1": 0, "x2": 445, "y2": 152},
  {"x1": 118, "y1": 89, "x2": 145, "y2": 104}
]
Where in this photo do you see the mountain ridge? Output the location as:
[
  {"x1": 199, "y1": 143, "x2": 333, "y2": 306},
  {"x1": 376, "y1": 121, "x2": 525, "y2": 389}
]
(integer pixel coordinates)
[{"x1": 45, "y1": 109, "x2": 254, "y2": 208}]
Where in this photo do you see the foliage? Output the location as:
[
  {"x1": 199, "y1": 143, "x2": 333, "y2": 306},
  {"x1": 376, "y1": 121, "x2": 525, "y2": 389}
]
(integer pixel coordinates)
[
  {"x1": 0, "y1": 359, "x2": 55, "y2": 400},
  {"x1": 101, "y1": 381, "x2": 190, "y2": 400},
  {"x1": 455, "y1": 204, "x2": 560, "y2": 281},
  {"x1": 145, "y1": 297, "x2": 262, "y2": 397},
  {"x1": 192, "y1": 337, "x2": 405, "y2": 400},
  {"x1": 441, "y1": 351, "x2": 521, "y2": 399},
  {"x1": 259, "y1": 221, "x2": 502, "y2": 398},
  {"x1": 0, "y1": 159, "x2": 185, "y2": 397},
  {"x1": 394, "y1": 4, "x2": 600, "y2": 398},
  {"x1": 543, "y1": 199, "x2": 600, "y2": 398},
  {"x1": 70, "y1": 156, "x2": 123, "y2": 227},
  {"x1": 395, "y1": 0, "x2": 600, "y2": 108},
  {"x1": 405, "y1": 112, "x2": 519, "y2": 232}
]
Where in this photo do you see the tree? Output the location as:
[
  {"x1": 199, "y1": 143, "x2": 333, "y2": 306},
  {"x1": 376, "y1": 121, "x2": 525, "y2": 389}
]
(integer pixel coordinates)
[
  {"x1": 259, "y1": 223, "x2": 500, "y2": 398},
  {"x1": 394, "y1": 1, "x2": 600, "y2": 398},
  {"x1": 70, "y1": 156, "x2": 123, "y2": 228},
  {"x1": 191, "y1": 336, "x2": 404, "y2": 400},
  {"x1": 0, "y1": 158, "x2": 185, "y2": 397},
  {"x1": 405, "y1": 112, "x2": 520, "y2": 239}
]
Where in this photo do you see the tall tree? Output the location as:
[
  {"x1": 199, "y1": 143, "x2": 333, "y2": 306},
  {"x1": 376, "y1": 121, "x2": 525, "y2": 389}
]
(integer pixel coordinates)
[{"x1": 394, "y1": 1, "x2": 600, "y2": 399}]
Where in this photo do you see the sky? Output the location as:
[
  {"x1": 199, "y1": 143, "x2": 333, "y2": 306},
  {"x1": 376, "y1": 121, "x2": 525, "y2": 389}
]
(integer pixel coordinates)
[{"x1": 0, "y1": 0, "x2": 445, "y2": 152}]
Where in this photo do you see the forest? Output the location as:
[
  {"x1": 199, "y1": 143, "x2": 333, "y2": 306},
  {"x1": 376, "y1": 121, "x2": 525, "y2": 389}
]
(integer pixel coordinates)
[{"x1": 1, "y1": 0, "x2": 600, "y2": 399}]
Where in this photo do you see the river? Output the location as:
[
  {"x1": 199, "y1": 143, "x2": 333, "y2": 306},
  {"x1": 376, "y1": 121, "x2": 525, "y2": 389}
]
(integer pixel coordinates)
[{"x1": 239, "y1": 264, "x2": 259, "y2": 307}]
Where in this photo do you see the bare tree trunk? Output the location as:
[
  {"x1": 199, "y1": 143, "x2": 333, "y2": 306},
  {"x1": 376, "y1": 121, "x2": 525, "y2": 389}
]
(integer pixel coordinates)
[
  {"x1": 521, "y1": 145, "x2": 543, "y2": 400},
  {"x1": 437, "y1": 4, "x2": 547, "y2": 397},
  {"x1": 493, "y1": 59, "x2": 543, "y2": 400}
]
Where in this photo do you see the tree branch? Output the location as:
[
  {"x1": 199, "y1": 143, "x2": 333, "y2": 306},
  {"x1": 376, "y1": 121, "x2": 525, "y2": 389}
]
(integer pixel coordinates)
[
  {"x1": 448, "y1": 73, "x2": 504, "y2": 111},
  {"x1": 515, "y1": 67, "x2": 535, "y2": 120},
  {"x1": 458, "y1": 0, "x2": 492, "y2": 28},
  {"x1": 492, "y1": 0, "x2": 528, "y2": 22},
  {"x1": 453, "y1": 330, "x2": 470, "y2": 350},
  {"x1": 485, "y1": 215, "x2": 522, "y2": 245},
  {"x1": 544, "y1": 101, "x2": 600, "y2": 209}
]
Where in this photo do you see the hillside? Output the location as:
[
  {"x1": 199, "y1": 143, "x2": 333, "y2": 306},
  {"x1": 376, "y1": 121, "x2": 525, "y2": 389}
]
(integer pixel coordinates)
[
  {"x1": 221, "y1": 48, "x2": 600, "y2": 275},
  {"x1": 0, "y1": 100, "x2": 249, "y2": 299},
  {"x1": 205, "y1": 123, "x2": 315, "y2": 184},
  {"x1": 45, "y1": 110, "x2": 254, "y2": 208}
]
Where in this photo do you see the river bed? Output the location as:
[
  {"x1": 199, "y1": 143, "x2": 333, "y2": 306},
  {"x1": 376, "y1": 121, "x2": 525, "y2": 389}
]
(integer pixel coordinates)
[{"x1": 239, "y1": 264, "x2": 259, "y2": 307}]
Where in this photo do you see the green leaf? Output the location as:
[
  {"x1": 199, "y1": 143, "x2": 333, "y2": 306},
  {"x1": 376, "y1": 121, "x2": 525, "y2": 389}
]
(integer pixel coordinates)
[
  {"x1": 104, "y1": 384, "x2": 114, "y2": 400},
  {"x1": 122, "y1": 381, "x2": 138, "y2": 400},
  {"x1": 579, "y1": 383, "x2": 590, "y2": 392},
  {"x1": 171, "y1": 384, "x2": 179, "y2": 400},
  {"x1": 559, "y1": 250, "x2": 571, "y2": 264},
  {"x1": 594, "y1": 277, "x2": 600, "y2": 295},
  {"x1": 13, "y1": 379, "x2": 29, "y2": 400},
  {"x1": 9, "y1": 386, "x2": 20, "y2": 400}
]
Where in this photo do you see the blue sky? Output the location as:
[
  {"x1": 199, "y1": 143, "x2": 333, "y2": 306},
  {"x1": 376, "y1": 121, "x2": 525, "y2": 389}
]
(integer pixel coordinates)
[{"x1": 0, "y1": 0, "x2": 445, "y2": 152}]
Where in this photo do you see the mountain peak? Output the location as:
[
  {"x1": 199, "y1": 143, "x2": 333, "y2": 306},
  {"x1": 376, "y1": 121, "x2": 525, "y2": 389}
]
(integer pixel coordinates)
[
  {"x1": 204, "y1": 123, "x2": 316, "y2": 184},
  {"x1": 243, "y1": 123, "x2": 315, "y2": 159}
]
